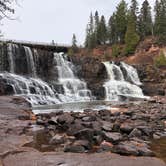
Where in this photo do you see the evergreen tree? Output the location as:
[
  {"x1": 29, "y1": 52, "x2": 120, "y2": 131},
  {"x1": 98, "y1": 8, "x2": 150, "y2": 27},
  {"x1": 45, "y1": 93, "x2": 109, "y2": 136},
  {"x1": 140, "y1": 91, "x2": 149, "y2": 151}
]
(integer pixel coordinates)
[
  {"x1": 125, "y1": 12, "x2": 140, "y2": 54},
  {"x1": 97, "y1": 15, "x2": 107, "y2": 44},
  {"x1": 138, "y1": 0, "x2": 153, "y2": 38},
  {"x1": 108, "y1": 13, "x2": 118, "y2": 44},
  {"x1": 72, "y1": 34, "x2": 77, "y2": 48},
  {"x1": 115, "y1": 0, "x2": 128, "y2": 43},
  {"x1": 71, "y1": 34, "x2": 78, "y2": 53},
  {"x1": 154, "y1": 0, "x2": 160, "y2": 35},
  {"x1": 130, "y1": 0, "x2": 139, "y2": 31},
  {"x1": 154, "y1": 0, "x2": 166, "y2": 44},
  {"x1": 84, "y1": 13, "x2": 96, "y2": 49},
  {"x1": 94, "y1": 11, "x2": 100, "y2": 45}
]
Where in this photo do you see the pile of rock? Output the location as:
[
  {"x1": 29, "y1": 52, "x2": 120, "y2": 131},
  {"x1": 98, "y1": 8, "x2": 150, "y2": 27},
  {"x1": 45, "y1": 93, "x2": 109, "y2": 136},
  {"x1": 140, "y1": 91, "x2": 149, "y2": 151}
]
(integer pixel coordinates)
[{"x1": 33, "y1": 98, "x2": 166, "y2": 157}]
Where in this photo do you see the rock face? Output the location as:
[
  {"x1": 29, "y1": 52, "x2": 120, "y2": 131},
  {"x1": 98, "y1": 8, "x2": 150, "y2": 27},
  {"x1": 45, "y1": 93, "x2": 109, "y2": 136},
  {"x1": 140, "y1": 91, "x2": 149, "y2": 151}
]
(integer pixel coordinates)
[
  {"x1": 135, "y1": 64, "x2": 166, "y2": 96},
  {"x1": 70, "y1": 55, "x2": 107, "y2": 99}
]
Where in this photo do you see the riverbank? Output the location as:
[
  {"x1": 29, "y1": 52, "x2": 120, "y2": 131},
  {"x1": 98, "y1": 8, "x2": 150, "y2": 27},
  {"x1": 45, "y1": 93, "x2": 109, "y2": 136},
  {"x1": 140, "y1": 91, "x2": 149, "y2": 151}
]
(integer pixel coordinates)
[{"x1": 0, "y1": 96, "x2": 165, "y2": 166}]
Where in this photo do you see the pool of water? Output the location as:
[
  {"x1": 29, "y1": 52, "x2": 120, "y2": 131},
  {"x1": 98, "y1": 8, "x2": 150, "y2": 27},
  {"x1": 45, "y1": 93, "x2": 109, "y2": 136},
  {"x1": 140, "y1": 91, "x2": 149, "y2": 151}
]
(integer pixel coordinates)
[
  {"x1": 32, "y1": 100, "x2": 121, "y2": 114},
  {"x1": 151, "y1": 137, "x2": 166, "y2": 163}
]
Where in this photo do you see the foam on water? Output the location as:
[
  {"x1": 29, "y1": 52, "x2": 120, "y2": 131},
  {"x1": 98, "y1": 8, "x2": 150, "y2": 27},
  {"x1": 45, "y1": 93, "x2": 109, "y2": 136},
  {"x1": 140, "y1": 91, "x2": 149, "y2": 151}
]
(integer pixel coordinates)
[{"x1": 103, "y1": 62, "x2": 146, "y2": 101}]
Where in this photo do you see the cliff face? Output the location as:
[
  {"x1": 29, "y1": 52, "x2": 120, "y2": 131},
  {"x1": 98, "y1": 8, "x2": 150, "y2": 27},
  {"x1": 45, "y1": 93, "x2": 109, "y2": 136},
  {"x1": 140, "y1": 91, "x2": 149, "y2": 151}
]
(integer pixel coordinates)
[
  {"x1": 135, "y1": 65, "x2": 166, "y2": 96},
  {"x1": 70, "y1": 55, "x2": 107, "y2": 99}
]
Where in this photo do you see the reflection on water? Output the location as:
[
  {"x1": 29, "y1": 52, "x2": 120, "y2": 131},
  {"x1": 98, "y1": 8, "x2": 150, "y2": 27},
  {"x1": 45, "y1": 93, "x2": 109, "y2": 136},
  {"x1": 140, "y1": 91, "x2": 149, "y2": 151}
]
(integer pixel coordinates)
[
  {"x1": 151, "y1": 137, "x2": 166, "y2": 163},
  {"x1": 32, "y1": 100, "x2": 118, "y2": 114}
]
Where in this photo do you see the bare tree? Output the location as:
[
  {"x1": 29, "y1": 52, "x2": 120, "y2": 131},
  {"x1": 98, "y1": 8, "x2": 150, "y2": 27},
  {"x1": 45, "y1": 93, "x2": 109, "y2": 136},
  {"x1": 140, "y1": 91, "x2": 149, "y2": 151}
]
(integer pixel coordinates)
[{"x1": 0, "y1": 0, "x2": 16, "y2": 21}]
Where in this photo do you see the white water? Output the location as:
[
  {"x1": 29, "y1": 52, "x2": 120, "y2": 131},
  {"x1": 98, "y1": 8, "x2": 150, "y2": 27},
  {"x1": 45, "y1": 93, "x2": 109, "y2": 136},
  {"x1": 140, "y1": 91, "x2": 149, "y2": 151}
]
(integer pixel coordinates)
[
  {"x1": 54, "y1": 53, "x2": 92, "y2": 102},
  {"x1": 103, "y1": 62, "x2": 145, "y2": 101},
  {"x1": 7, "y1": 43, "x2": 16, "y2": 73},
  {"x1": 0, "y1": 73, "x2": 61, "y2": 105},
  {"x1": 24, "y1": 46, "x2": 37, "y2": 77},
  {"x1": 120, "y1": 62, "x2": 142, "y2": 86}
]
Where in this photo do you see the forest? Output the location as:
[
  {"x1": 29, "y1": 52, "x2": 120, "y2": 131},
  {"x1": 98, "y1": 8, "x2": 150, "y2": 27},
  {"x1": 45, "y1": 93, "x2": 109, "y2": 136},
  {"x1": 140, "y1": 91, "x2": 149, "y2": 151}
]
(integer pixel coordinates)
[{"x1": 82, "y1": 0, "x2": 166, "y2": 55}]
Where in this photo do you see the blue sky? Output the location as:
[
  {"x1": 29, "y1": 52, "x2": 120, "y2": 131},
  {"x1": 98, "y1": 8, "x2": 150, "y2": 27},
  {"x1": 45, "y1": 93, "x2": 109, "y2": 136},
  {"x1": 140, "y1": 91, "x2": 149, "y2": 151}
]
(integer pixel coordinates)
[{"x1": 1, "y1": 0, "x2": 155, "y2": 45}]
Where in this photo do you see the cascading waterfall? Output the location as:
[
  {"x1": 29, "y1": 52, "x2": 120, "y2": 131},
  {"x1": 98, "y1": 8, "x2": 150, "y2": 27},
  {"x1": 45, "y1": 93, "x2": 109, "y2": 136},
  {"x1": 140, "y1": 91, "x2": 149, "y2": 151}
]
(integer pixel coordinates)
[
  {"x1": 54, "y1": 53, "x2": 92, "y2": 102},
  {"x1": 103, "y1": 61, "x2": 145, "y2": 101},
  {"x1": 0, "y1": 44, "x2": 93, "y2": 106},
  {"x1": 120, "y1": 62, "x2": 142, "y2": 86},
  {"x1": 7, "y1": 43, "x2": 16, "y2": 73},
  {"x1": 0, "y1": 73, "x2": 61, "y2": 105},
  {"x1": 24, "y1": 46, "x2": 37, "y2": 77},
  {"x1": 0, "y1": 42, "x2": 147, "y2": 106}
]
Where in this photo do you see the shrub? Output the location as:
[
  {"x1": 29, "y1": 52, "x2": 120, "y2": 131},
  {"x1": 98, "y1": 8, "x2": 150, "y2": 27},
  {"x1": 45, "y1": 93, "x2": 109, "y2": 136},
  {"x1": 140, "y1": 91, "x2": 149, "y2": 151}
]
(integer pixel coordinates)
[
  {"x1": 112, "y1": 44, "x2": 121, "y2": 57},
  {"x1": 154, "y1": 51, "x2": 166, "y2": 67}
]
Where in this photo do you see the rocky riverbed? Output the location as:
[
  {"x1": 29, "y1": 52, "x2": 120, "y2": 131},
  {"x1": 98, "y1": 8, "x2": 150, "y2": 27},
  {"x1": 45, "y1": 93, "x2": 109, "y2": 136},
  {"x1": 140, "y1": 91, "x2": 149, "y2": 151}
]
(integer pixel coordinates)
[
  {"x1": 33, "y1": 96, "x2": 166, "y2": 156},
  {"x1": 0, "y1": 96, "x2": 165, "y2": 166}
]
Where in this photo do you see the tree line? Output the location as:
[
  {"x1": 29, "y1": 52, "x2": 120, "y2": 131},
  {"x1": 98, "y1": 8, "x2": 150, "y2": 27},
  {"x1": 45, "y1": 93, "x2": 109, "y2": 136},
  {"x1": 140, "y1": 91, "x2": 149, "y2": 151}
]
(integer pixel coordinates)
[{"x1": 83, "y1": 0, "x2": 166, "y2": 55}]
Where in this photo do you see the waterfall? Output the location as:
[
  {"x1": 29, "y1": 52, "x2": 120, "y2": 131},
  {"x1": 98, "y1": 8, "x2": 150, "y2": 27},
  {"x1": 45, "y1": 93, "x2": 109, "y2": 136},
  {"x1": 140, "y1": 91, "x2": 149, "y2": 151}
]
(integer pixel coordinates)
[
  {"x1": 103, "y1": 62, "x2": 145, "y2": 101},
  {"x1": 120, "y1": 62, "x2": 142, "y2": 86},
  {"x1": 7, "y1": 43, "x2": 16, "y2": 73},
  {"x1": 54, "y1": 53, "x2": 92, "y2": 102},
  {"x1": 0, "y1": 73, "x2": 61, "y2": 105},
  {"x1": 0, "y1": 44, "x2": 93, "y2": 106},
  {"x1": 24, "y1": 46, "x2": 37, "y2": 77}
]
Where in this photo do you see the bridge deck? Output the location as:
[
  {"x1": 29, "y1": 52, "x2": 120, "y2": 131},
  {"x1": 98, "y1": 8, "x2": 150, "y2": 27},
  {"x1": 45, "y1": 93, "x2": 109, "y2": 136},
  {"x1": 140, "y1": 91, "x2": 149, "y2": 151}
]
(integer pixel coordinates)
[{"x1": 0, "y1": 39, "x2": 71, "y2": 52}]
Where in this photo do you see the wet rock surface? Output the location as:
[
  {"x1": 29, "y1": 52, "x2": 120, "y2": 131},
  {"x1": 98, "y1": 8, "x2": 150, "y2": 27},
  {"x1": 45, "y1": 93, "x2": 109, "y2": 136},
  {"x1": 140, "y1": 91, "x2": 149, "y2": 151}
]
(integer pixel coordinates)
[
  {"x1": 33, "y1": 96, "x2": 166, "y2": 159},
  {"x1": 0, "y1": 96, "x2": 165, "y2": 166}
]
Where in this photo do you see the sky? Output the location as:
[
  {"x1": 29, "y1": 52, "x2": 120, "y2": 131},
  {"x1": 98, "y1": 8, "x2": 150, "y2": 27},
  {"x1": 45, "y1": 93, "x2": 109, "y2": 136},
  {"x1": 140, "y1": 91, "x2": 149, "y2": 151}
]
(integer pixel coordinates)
[{"x1": 1, "y1": 0, "x2": 155, "y2": 45}]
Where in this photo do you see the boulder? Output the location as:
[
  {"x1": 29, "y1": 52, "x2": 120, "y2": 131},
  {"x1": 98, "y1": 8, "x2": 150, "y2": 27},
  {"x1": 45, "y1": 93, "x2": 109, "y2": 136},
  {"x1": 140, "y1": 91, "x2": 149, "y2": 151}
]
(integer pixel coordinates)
[
  {"x1": 74, "y1": 128, "x2": 94, "y2": 142},
  {"x1": 49, "y1": 134, "x2": 65, "y2": 145},
  {"x1": 57, "y1": 113, "x2": 74, "y2": 124},
  {"x1": 129, "y1": 128, "x2": 142, "y2": 138},
  {"x1": 102, "y1": 121, "x2": 113, "y2": 132},
  {"x1": 103, "y1": 132, "x2": 122, "y2": 143},
  {"x1": 64, "y1": 144, "x2": 85, "y2": 153}
]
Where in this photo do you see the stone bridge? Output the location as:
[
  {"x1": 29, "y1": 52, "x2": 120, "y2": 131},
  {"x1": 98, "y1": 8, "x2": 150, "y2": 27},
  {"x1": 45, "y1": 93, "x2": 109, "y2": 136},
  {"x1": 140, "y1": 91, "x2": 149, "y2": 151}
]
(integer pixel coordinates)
[{"x1": 0, "y1": 38, "x2": 71, "y2": 52}]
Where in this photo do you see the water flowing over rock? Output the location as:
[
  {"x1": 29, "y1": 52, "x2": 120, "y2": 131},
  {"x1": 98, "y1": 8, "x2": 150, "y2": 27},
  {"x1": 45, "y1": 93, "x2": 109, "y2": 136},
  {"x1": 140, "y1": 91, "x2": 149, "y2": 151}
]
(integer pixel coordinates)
[
  {"x1": 103, "y1": 62, "x2": 145, "y2": 101},
  {"x1": 0, "y1": 43, "x2": 93, "y2": 105},
  {"x1": 0, "y1": 42, "x2": 147, "y2": 106},
  {"x1": 53, "y1": 53, "x2": 92, "y2": 102}
]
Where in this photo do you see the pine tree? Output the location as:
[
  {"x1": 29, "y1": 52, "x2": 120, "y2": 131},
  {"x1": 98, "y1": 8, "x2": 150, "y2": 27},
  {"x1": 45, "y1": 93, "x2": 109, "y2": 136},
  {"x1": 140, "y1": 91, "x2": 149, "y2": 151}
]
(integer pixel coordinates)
[
  {"x1": 125, "y1": 12, "x2": 140, "y2": 54},
  {"x1": 71, "y1": 34, "x2": 78, "y2": 53},
  {"x1": 94, "y1": 11, "x2": 100, "y2": 45},
  {"x1": 154, "y1": 0, "x2": 166, "y2": 44},
  {"x1": 97, "y1": 15, "x2": 107, "y2": 44},
  {"x1": 115, "y1": 0, "x2": 128, "y2": 43},
  {"x1": 138, "y1": 0, "x2": 153, "y2": 38},
  {"x1": 108, "y1": 13, "x2": 118, "y2": 44},
  {"x1": 72, "y1": 34, "x2": 77, "y2": 48},
  {"x1": 154, "y1": 0, "x2": 160, "y2": 35},
  {"x1": 84, "y1": 13, "x2": 96, "y2": 49},
  {"x1": 130, "y1": 0, "x2": 139, "y2": 31}
]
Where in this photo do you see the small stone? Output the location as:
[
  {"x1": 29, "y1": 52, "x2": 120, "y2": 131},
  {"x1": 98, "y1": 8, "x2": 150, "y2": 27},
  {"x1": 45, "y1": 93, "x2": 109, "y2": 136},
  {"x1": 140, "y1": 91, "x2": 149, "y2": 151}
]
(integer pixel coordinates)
[
  {"x1": 57, "y1": 113, "x2": 74, "y2": 124},
  {"x1": 93, "y1": 135, "x2": 103, "y2": 145},
  {"x1": 49, "y1": 134, "x2": 65, "y2": 145},
  {"x1": 103, "y1": 132, "x2": 122, "y2": 143},
  {"x1": 120, "y1": 123, "x2": 134, "y2": 134},
  {"x1": 36, "y1": 119, "x2": 46, "y2": 125},
  {"x1": 129, "y1": 128, "x2": 142, "y2": 138},
  {"x1": 74, "y1": 140, "x2": 91, "y2": 150},
  {"x1": 112, "y1": 142, "x2": 139, "y2": 156},
  {"x1": 102, "y1": 121, "x2": 113, "y2": 132},
  {"x1": 64, "y1": 144, "x2": 85, "y2": 153},
  {"x1": 99, "y1": 141, "x2": 113, "y2": 152},
  {"x1": 82, "y1": 116, "x2": 96, "y2": 122},
  {"x1": 74, "y1": 128, "x2": 94, "y2": 142}
]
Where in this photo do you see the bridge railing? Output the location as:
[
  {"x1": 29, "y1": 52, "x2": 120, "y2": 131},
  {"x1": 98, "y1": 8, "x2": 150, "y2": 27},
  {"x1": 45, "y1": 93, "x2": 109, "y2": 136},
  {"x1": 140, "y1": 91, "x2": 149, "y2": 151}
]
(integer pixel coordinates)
[{"x1": 0, "y1": 38, "x2": 71, "y2": 48}]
